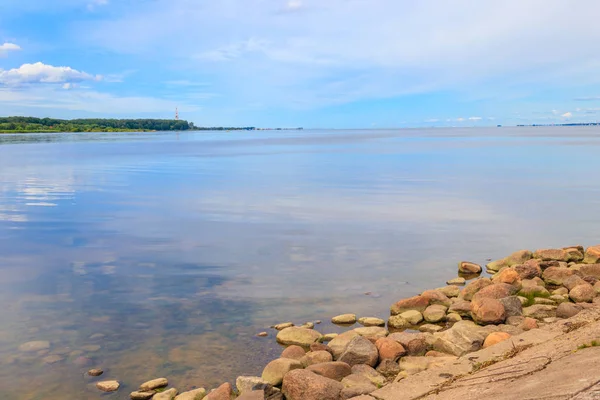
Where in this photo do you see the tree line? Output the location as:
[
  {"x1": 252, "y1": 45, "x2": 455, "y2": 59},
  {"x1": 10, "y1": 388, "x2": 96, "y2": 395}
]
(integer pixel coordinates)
[{"x1": 0, "y1": 117, "x2": 194, "y2": 133}]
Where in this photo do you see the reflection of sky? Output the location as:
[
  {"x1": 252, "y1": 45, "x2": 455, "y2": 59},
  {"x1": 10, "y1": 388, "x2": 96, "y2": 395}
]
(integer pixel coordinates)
[{"x1": 1, "y1": 128, "x2": 600, "y2": 398}]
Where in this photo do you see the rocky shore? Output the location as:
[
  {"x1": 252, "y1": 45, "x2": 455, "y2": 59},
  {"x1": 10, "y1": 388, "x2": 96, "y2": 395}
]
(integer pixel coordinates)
[{"x1": 29, "y1": 244, "x2": 600, "y2": 399}]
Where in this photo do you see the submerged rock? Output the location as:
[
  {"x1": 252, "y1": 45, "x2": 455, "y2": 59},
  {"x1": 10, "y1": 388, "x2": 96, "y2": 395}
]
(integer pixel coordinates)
[
  {"x1": 18, "y1": 341, "x2": 50, "y2": 353},
  {"x1": 87, "y1": 368, "x2": 103, "y2": 377},
  {"x1": 96, "y1": 380, "x2": 120, "y2": 392}
]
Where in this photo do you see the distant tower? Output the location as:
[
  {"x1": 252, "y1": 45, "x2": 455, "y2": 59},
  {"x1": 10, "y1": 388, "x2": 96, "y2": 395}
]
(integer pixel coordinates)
[{"x1": 175, "y1": 107, "x2": 179, "y2": 121}]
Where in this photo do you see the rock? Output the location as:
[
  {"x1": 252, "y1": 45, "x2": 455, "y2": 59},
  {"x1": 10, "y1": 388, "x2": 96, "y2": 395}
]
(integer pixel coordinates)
[
  {"x1": 387, "y1": 315, "x2": 411, "y2": 330},
  {"x1": 533, "y1": 298, "x2": 556, "y2": 305},
  {"x1": 595, "y1": 281, "x2": 600, "y2": 295},
  {"x1": 564, "y1": 275, "x2": 588, "y2": 290},
  {"x1": 483, "y1": 332, "x2": 512, "y2": 348},
  {"x1": 300, "y1": 351, "x2": 333, "y2": 367},
  {"x1": 398, "y1": 356, "x2": 430, "y2": 375},
  {"x1": 376, "y1": 358, "x2": 401, "y2": 378},
  {"x1": 448, "y1": 300, "x2": 472, "y2": 317},
  {"x1": 73, "y1": 356, "x2": 93, "y2": 367},
  {"x1": 273, "y1": 322, "x2": 294, "y2": 330},
  {"x1": 332, "y1": 314, "x2": 357, "y2": 324},
  {"x1": 204, "y1": 383, "x2": 232, "y2": 400},
  {"x1": 236, "y1": 376, "x2": 272, "y2": 395},
  {"x1": 564, "y1": 246, "x2": 585, "y2": 262},
  {"x1": 174, "y1": 388, "x2": 207, "y2": 400},
  {"x1": 578, "y1": 264, "x2": 600, "y2": 279},
  {"x1": 340, "y1": 386, "x2": 376, "y2": 399},
  {"x1": 471, "y1": 298, "x2": 506, "y2": 325},
  {"x1": 96, "y1": 381, "x2": 120, "y2": 392},
  {"x1": 340, "y1": 373, "x2": 376, "y2": 388},
  {"x1": 282, "y1": 369, "x2": 343, "y2": 400},
  {"x1": 432, "y1": 321, "x2": 485, "y2": 356},
  {"x1": 458, "y1": 261, "x2": 482, "y2": 275},
  {"x1": 437, "y1": 285, "x2": 461, "y2": 298},
  {"x1": 460, "y1": 278, "x2": 492, "y2": 301},
  {"x1": 257, "y1": 332, "x2": 268, "y2": 337},
  {"x1": 569, "y1": 284, "x2": 596, "y2": 303},
  {"x1": 486, "y1": 250, "x2": 533, "y2": 272},
  {"x1": 375, "y1": 337, "x2": 406, "y2": 361},
  {"x1": 130, "y1": 391, "x2": 155, "y2": 400},
  {"x1": 419, "y1": 324, "x2": 444, "y2": 333},
  {"x1": 506, "y1": 315, "x2": 524, "y2": 326},
  {"x1": 499, "y1": 296, "x2": 523, "y2": 317},
  {"x1": 514, "y1": 260, "x2": 542, "y2": 279},
  {"x1": 237, "y1": 391, "x2": 265, "y2": 400},
  {"x1": 534, "y1": 248, "x2": 570, "y2": 261},
  {"x1": 519, "y1": 285, "x2": 550, "y2": 298},
  {"x1": 492, "y1": 268, "x2": 521, "y2": 286},
  {"x1": 42, "y1": 355, "x2": 64, "y2": 364},
  {"x1": 542, "y1": 267, "x2": 575, "y2": 286},
  {"x1": 154, "y1": 388, "x2": 178, "y2": 400},
  {"x1": 338, "y1": 336, "x2": 378, "y2": 367},
  {"x1": 353, "y1": 326, "x2": 388, "y2": 342},
  {"x1": 390, "y1": 295, "x2": 429, "y2": 315},
  {"x1": 447, "y1": 277, "x2": 466, "y2": 286},
  {"x1": 423, "y1": 304, "x2": 448, "y2": 323},
  {"x1": 446, "y1": 313, "x2": 462, "y2": 323},
  {"x1": 553, "y1": 287, "x2": 569, "y2": 295},
  {"x1": 18, "y1": 341, "x2": 50, "y2": 352},
  {"x1": 328, "y1": 331, "x2": 359, "y2": 359},
  {"x1": 522, "y1": 304, "x2": 557, "y2": 320},
  {"x1": 307, "y1": 361, "x2": 352, "y2": 381},
  {"x1": 549, "y1": 294, "x2": 568, "y2": 304},
  {"x1": 421, "y1": 290, "x2": 452, "y2": 307},
  {"x1": 276, "y1": 327, "x2": 322, "y2": 347},
  {"x1": 472, "y1": 283, "x2": 519, "y2": 305},
  {"x1": 81, "y1": 345, "x2": 101, "y2": 352},
  {"x1": 262, "y1": 358, "x2": 303, "y2": 385},
  {"x1": 399, "y1": 310, "x2": 424, "y2": 325},
  {"x1": 520, "y1": 317, "x2": 539, "y2": 331},
  {"x1": 556, "y1": 303, "x2": 584, "y2": 319},
  {"x1": 351, "y1": 364, "x2": 386, "y2": 386},
  {"x1": 310, "y1": 343, "x2": 334, "y2": 356},
  {"x1": 88, "y1": 368, "x2": 103, "y2": 376},
  {"x1": 139, "y1": 378, "x2": 168, "y2": 391},
  {"x1": 357, "y1": 317, "x2": 385, "y2": 327},
  {"x1": 321, "y1": 333, "x2": 338, "y2": 342},
  {"x1": 281, "y1": 345, "x2": 306, "y2": 360},
  {"x1": 300, "y1": 322, "x2": 315, "y2": 329},
  {"x1": 584, "y1": 244, "x2": 600, "y2": 264}
]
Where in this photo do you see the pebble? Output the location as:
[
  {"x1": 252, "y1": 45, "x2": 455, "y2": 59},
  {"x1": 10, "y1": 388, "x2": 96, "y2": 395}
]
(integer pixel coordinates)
[
  {"x1": 332, "y1": 314, "x2": 357, "y2": 324},
  {"x1": 257, "y1": 332, "x2": 268, "y2": 337},
  {"x1": 88, "y1": 368, "x2": 104, "y2": 376},
  {"x1": 42, "y1": 355, "x2": 64, "y2": 364},
  {"x1": 96, "y1": 380, "x2": 120, "y2": 392},
  {"x1": 272, "y1": 322, "x2": 294, "y2": 330}
]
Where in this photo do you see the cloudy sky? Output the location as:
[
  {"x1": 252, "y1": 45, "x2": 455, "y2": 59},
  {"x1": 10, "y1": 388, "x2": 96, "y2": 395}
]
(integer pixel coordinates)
[{"x1": 2, "y1": 0, "x2": 600, "y2": 128}]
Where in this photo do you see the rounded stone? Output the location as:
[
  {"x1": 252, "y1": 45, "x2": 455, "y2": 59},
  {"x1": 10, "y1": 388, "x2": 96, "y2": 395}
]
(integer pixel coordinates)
[
  {"x1": 447, "y1": 277, "x2": 466, "y2": 286},
  {"x1": 357, "y1": 317, "x2": 385, "y2": 327},
  {"x1": 459, "y1": 261, "x2": 482, "y2": 275},
  {"x1": 569, "y1": 284, "x2": 596, "y2": 303},
  {"x1": 42, "y1": 355, "x2": 64, "y2": 364},
  {"x1": 139, "y1": 378, "x2": 168, "y2": 391},
  {"x1": 96, "y1": 381, "x2": 120, "y2": 392},
  {"x1": 88, "y1": 369, "x2": 103, "y2": 377},
  {"x1": 331, "y1": 314, "x2": 357, "y2": 324},
  {"x1": 256, "y1": 332, "x2": 268, "y2": 337},
  {"x1": 282, "y1": 369, "x2": 343, "y2": 400},
  {"x1": 281, "y1": 345, "x2": 306, "y2": 360},
  {"x1": 399, "y1": 310, "x2": 423, "y2": 325},
  {"x1": 130, "y1": 391, "x2": 155, "y2": 400},
  {"x1": 18, "y1": 341, "x2": 50, "y2": 353},
  {"x1": 306, "y1": 361, "x2": 352, "y2": 381},
  {"x1": 337, "y1": 336, "x2": 378, "y2": 367},
  {"x1": 375, "y1": 337, "x2": 406, "y2": 361},
  {"x1": 387, "y1": 315, "x2": 411, "y2": 330},
  {"x1": 300, "y1": 350, "x2": 333, "y2": 367},
  {"x1": 483, "y1": 332, "x2": 511, "y2": 348},
  {"x1": 471, "y1": 298, "x2": 506, "y2": 325},
  {"x1": 423, "y1": 304, "x2": 448, "y2": 323},
  {"x1": 276, "y1": 327, "x2": 323, "y2": 347},
  {"x1": 262, "y1": 358, "x2": 303, "y2": 386}
]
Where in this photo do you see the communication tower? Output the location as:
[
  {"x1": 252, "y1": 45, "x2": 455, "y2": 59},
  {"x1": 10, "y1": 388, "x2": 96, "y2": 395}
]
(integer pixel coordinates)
[{"x1": 175, "y1": 107, "x2": 179, "y2": 121}]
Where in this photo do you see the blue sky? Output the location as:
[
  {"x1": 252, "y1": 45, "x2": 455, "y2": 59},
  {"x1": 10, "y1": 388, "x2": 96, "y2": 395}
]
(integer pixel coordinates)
[{"x1": 2, "y1": 0, "x2": 600, "y2": 128}]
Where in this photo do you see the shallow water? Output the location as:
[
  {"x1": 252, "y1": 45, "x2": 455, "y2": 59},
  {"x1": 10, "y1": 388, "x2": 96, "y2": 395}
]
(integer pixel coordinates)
[{"x1": 1, "y1": 127, "x2": 600, "y2": 399}]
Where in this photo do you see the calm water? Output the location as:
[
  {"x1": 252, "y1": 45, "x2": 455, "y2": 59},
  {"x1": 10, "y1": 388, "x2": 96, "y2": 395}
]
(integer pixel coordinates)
[{"x1": 1, "y1": 127, "x2": 600, "y2": 399}]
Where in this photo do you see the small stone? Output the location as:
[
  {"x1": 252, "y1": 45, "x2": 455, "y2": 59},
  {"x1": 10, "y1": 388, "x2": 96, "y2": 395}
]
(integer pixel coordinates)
[
  {"x1": 437, "y1": 285, "x2": 461, "y2": 298},
  {"x1": 553, "y1": 287, "x2": 569, "y2": 295},
  {"x1": 300, "y1": 351, "x2": 333, "y2": 367},
  {"x1": 321, "y1": 333, "x2": 338, "y2": 342},
  {"x1": 42, "y1": 355, "x2": 64, "y2": 364},
  {"x1": 281, "y1": 345, "x2": 306, "y2": 360},
  {"x1": 81, "y1": 345, "x2": 101, "y2": 352},
  {"x1": 447, "y1": 277, "x2": 466, "y2": 286},
  {"x1": 459, "y1": 261, "x2": 482, "y2": 275},
  {"x1": 331, "y1": 314, "x2": 357, "y2": 324},
  {"x1": 235, "y1": 376, "x2": 272, "y2": 395},
  {"x1": 522, "y1": 305, "x2": 557, "y2": 320},
  {"x1": 357, "y1": 317, "x2": 385, "y2": 327},
  {"x1": 423, "y1": 305, "x2": 448, "y2": 323},
  {"x1": 154, "y1": 388, "x2": 178, "y2": 400},
  {"x1": 338, "y1": 336, "x2": 378, "y2": 367},
  {"x1": 96, "y1": 381, "x2": 120, "y2": 392},
  {"x1": 483, "y1": 332, "x2": 511, "y2": 348},
  {"x1": 205, "y1": 383, "x2": 232, "y2": 400},
  {"x1": 18, "y1": 341, "x2": 50, "y2": 352},
  {"x1": 306, "y1": 361, "x2": 352, "y2": 381},
  {"x1": 375, "y1": 337, "x2": 406, "y2": 361},
  {"x1": 276, "y1": 327, "x2": 322, "y2": 347},
  {"x1": 130, "y1": 391, "x2": 155, "y2": 400},
  {"x1": 257, "y1": 332, "x2": 268, "y2": 337},
  {"x1": 310, "y1": 343, "x2": 334, "y2": 356},
  {"x1": 533, "y1": 298, "x2": 556, "y2": 305},
  {"x1": 88, "y1": 368, "x2": 103, "y2": 376},
  {"x1": 399, "y1": 310, "x2": 424, "y2": 325},
  {"x1": 262, "y1": 358, "x2": 303, "y2": 385},
  {"x1": 419, "y1": 324, "x2": 443, "y2": 333},
  {"x1": 273, "y1": 322, "x2": 294, "y2": 330},
  {"x1": 446, "y1": 313, "x2": 462, "y2": 323},
  {"x1": 300, "y1": 322, "x2": 315, "y2": 329},
  {"x1": 174, "y1": 388, "x2": 207, "y2": 400},
  {"x1": 520, "y1": 317, "x2": 538, "y2": 331},
  {"x1": 139, "y1": 378, "x2": 168, "y2": 391},
  {"x1": 73, "y1": 356, "x2": 93, "y2": 366},
  {"x1": 315, "y1": 320, "x2": 322, "y2": 324},
  {"x1": 89, "y1": 333, "x2": 105, "y2": 340}
]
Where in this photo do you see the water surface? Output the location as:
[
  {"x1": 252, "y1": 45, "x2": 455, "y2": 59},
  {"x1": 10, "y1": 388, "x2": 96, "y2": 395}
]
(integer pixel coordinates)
[{"x1": 1, "y1": 127, "x2": 600, "y2": 399}]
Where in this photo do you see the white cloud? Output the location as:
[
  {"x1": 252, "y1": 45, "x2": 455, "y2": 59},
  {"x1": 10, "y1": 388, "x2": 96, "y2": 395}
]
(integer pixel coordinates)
[
  {"x1": 561, "y1": 112, "x2": 572, "y2": 118},
  {"x1": 0, "y1": 62, "x2": 102, "y2": 86},
  {"x1": 456, "y1": 117, "x2": 465, "y2": 122},
  {"x1": 0, "y1": 43, "x2": 21, "y2": 55},
  {"x1": 286, "y1": 0, "x2": 303, "y2": 10},
  {"x1": 88, "y1": 0, "x2": 108, "y2": 11},
  {"x1": 468, "y1": 116, "x2": 482, "y2": 121}
]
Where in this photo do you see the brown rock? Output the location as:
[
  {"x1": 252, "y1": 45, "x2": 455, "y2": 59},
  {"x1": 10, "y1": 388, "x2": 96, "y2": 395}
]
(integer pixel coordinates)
[
  {"x1": 154, "y1": 388, "x2": 178, "y2": 400},
  {"x1": 96, "y1": 381, "x2": 120, "y2": 392},
  {"x1": 556, "y1": 302, "x2": 584, "y2": 319},
  {"x1": 281, "y1": 345, "x2": 306, "y2": 360},
  {"x1": 483, "y1": 332, "x2": 511, "y2": 348},
  {"x1": 276, "y1": 327, "x2": 322, "y2": 347},
  {"x1": 458, "y1": 261, "x2": 482, "y2": 275},
  {"x1": 423, "y1": 304, "x2": 448, "y2": 323},
  {"x1": 514, "y1": 260, "x2": 542, "y2": 279},
  {"x1": 486, "y1": 250, "x2": 533, "y2": 272},
  {"x1": 139, "y1": 378, "x2": 168, "y2": 391},
  {"x1": 282, "y1": 369, "x2": 343, "y2": 400},
  {"x1": 332, "y1": 314, "x2": 357, "y2": 324},
  {"x1": 563, "y1": 246, "x2": 585, "y2": 262},
  {"x1": 421, "y1": 290, "x2": 452, "y2": 307},
  {"x1": 350, "y1": 364, "x2": 386, "y2": 387},
  {"x1": 533, "y1": 248, "x2": 569, "y2": 261},
  {"x1": 460, "y1": 278, "x2": 492, "y2": 301},
  {"x1": 328, "y1": 331, "x2": 359, "y2": 359},
  {"x1": 387, "y1": 315, "x2": 411, "y2": 330},
  {"x1": 87, "y1": 369, "x2": 103, "y2": 377},
  {"x1": 310, "y1": 343, "x2": 334, "y2": 356},
  {"x1": 338, "y1": 336, "x2": 378, "y2": 367},
  {"x1": 492, "y1": 269, "x2": 521, "y2": 286},
  {"x1": 204, "y1": 383, "x2": 232, "y2": 400},
  {"x1": 584, "y1": 244, "x2": 600, "y2": 264},
  {"x1": 174, "y1": 388, "x2": 207, "y2": 400},
  {"x1": 376, "y1": 358, "x2": 401, "y2": 378},
  {"x1": 520, "y1": 317, "x2": 539, "y2": 331},
  {"x1": 472, "y1": 283, "x2": 519, "y2": 305},
  {"x1": 130, "y1": 391, "x2": 155, "y2": 400},
  {"x1": 390, "y1": 295, "x2": 429, "y2": 315},
  {"x1": 563, "y1": 275, "x2": 587, "y2": 291},
  {"x1": 406, "y1": 338, "x2": 429, "y2": 356},
  {"x1": 300, "y1": 350, "x2": 333, "y2": 367},
  {"x1": 262, "y1": 358, "x2": 303, "y2": 386},
  {"x1": 448, "y1": 300, "x2": 472, "y2": 317},
  {"x1": 542, "y1": 267, "x2": 575, "y2": 286},
  {"x1": 353, "y1": 326, "x2": 388, "y2": 342},
  {"x1": 471, "y1": 298, "x2": 506, "y2": 325},
  {"x1": 579, "y1": 264, "x2": 600, "y2": 279},
  {"x1": 425, "y1": 350, "x2": 452, "y2": 357},
  {"x1": 236, "y1": 391, "x2": 265, "y2": 400},
  {"x1": 569, "y1": 284, "x2": 596, "y2": 303},
  {"x1": 499, "y1": 296, "x2": 523, "y2": 317},
  {"x1": 375, "y1": 337, "x2": 406, "y2": 362},
  {"x1": 307, "y1": 361, "x2": 352, "y2": 381}
]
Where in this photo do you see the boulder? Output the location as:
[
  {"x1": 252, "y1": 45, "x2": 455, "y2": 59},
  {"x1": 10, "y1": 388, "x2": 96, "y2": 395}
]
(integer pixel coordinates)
[
  {"x1": 563, "y1": 275, "x2": 587, "y2": 290},
  {"x1": 446, "y1": 313, "x2": 462, "y2": 323},
  {"x1": 328, "y1": 331, "x2": 359, "y2": 359},
  {"x1": 375, "y1": 337, "x2": 406, "y2": 361},
  {"x1": 276, "y1": 327, "x2": 322, "y2": 347},
  {"x1": 563, "y1": 246, "x2": 585, "y2": 262},
  {"x1": 338, "y1": 336, "x2": 378, "y2": 367},
  {"x1": 522, "y1": 305, "x2": 557, "y2": 320},
  {"x1": 174, "y1": 389, "x2": 207, "y2": 400},
  {"x1": 556, "y1": 303, "x2": 584, "y2": 319},
  {"x1": 499, "y1": 296, "x2": 523, "y2": 317},
  {"x1": 423, "y1": 305, "x2": 448, "y2": 323},
  {"x1": 399, "y1": 310, "x2": 423, "y2": 325},
  {"x1": 583, "y1": 245, "x2": 600, "y2": 264},
  {"x1": 472, "y1": 283, "x2": 519, "y2": 305},
  {"x1": 300, "y1": 351, "x2": 333, "y2": 367},
  {"x1": 533, "y1": 248, "x2": 571, "y2": 261},
  {"x1": 387, "y1": 315, "x2": 411, "y2": 330},
  {"x1": 448, "y1": 300, "x2": 472, "y2": 317},
  {"x1": 282, "y1": 369, "x2": 343, "y2": 400},
  {"x1": 514, "y1": 260, "x2": 542, "y2": 279},
  {"x1": 595, "y1": 281, "x2": 600, "y2": 295},
  {"x1": 492, "y1": 269, "x2": 521, "y2": 286},
  {"x1": 420, "y1": 324, "x2": 443, "y2": 333},
  {"x1": 458, "y1": 261, "x2": 482, "y2": 275},
  {"x1": 460, "y1": 278, "x2": 492, "y2": 301},
  {"x1": 235, "y1": 376, "x2": 272, "y2": 396},
  {"x1": 353, "y1": 326, "x2": 388, "y2": 342},
  {"x1": 96, "y1": 381, "x2": 120, "y2": 392},
  {"x1": 321, "y1": 333, "x2": 338, "y2": 342},
  {"x1": 357, "y1": 317, "x2": 385, "y2": 327},
  {"x1": 310, "y1": 343, "x2": 334, "y2": 356},
  {"x1": 340, "y1": 385, "x2": 376, "y2": 400},
  {"x1": 273, "y1": 322, "x2": 294, "y2": 330},
  {"x1": 518, "y1": 285, "x2": 550, "y2": 298},
  {"x1": 447, "y1": 277, "x2": 466, "y2": 286},
  {"x1": 542, "y1": 267, "x2": 575, "y2": 286},
  {"x1": 432, "y1": 321, "x2": 485, "y2": 356},
  {"x1": 390, "y1": 295, "x2": 429, "y2": 315},
  {"x1": 204, "y1": 383, "x2": 232, "y2": 400},
  {"x1": 553, "y1": 287, "x2": 569, "y2": 295},
  {"x1": 332, "y1": 314, "x2": 357, "y2": 324},
  {"x1": 421, "y1": 290, "x2": 452, "y2": 307},
  {"x1": 486, "y1": 250, "x2": 533, "y2": 272},
  {"x1": 471, "y1": 298, "x2": 506, "y2": 325},
  {"x1": 281, "y1": 345, "x2": 306, "y2": 360},
  {"x1": 350, "y1": 364, "x2": 386, "y2": 387},
  {"x1": 139, "y1": 378, "x2": 168, "y2": 392},
  {"x1": 154, "y1": 388, "x2": 178, "y2": 400},
  {"x1": 520, "y1": 317, "x2": 539, "y2": 331},
  {"x1": 261, "y1": 358, "x2": 303, "y2": 386},
  {"x1": 578, "y1": 264, "x2": 600, "y2": 279},
  {"x1": 437, "y1": 285, "x2": 461, "y2": 298},
  {"x1": 569, "y1": 284, "x2": 596, "y2": 303},
  {"x1": 483, "y1": 332, "x2": 511, "y2": 348},
  {"x1": 306, "y1": 361, "x2": 352, "y2": 381},
  {"x1": 376, "y1": 359, "x2": 401, "y2": 378}
]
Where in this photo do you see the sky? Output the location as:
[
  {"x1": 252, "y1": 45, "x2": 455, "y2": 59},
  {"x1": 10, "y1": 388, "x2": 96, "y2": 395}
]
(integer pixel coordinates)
[{"x1": 2, "y1": 0, "x2": 600, "y2": 128}]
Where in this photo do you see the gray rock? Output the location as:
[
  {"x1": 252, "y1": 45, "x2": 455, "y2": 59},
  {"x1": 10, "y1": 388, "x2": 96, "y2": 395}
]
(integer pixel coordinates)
[
  {"x1": 522, "y1": 304, "x2": 557, "y2": 320},
  {"x1": 432, "y1": 321, "x2": 485, "y2": 356},
  {"x1": 556, "y1": 302, "x2": 584, "y2": 319},
  {"x1": 499, "y1": 296, "x2": 523, "y2": 317},
  {"x1": 338, "y1": 336, "x2": 378, "y2": 367}
]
